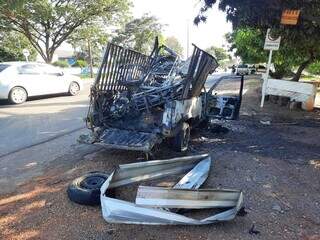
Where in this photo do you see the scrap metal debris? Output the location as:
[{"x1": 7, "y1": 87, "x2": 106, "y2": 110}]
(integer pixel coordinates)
[
  {"x1": 260, "y1": 120, "x2": 271, "y2": 125},
  {"x1": 100, "y1": 154, "x2": 244, "y2": 225},
  {"x1": 208, "y1": 123, "x2": 229, "y2": 134},
  {"x1": 272, "y1": 203, "x2": 284, "y2": 213},
  {"x1": 237, "y1": 207, "x2": 248, "y2": 216},
  {"x1": 249, "y1": 224, "x2": 261, "y2": 235},
  {"x1": 208, "y1": 119, "x2": 246, "y2": 133}
]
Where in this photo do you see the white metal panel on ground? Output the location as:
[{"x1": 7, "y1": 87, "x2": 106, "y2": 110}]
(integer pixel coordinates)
[
  {"x1": 107, "y1": 154, "x2": 210, "y2": 188},
  {"x1": 135, "y1": 186, "x2": 241, "y2": 208}
]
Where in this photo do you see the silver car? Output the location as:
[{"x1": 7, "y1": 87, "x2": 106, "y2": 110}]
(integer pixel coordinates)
[
  {"x1": 0, "y1": 62, "x2": 83, "y2": 104},
  {"x1": 235, "y1": 64, "x2": 249, "y2": 75}
]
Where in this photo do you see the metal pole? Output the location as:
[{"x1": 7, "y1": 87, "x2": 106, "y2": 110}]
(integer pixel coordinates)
[
  {"x1": 266, "y1": 50, "x2": 273, "y2": 79},
  {"x1": 88, "y1": 39, "x2": 93, "y2": 78},
  {"x1": 186, "y1": 19, "x2": 190, "y2": 59},
  {"x1": 260, "y1": 50, "x2": 273, "y2": 107}
]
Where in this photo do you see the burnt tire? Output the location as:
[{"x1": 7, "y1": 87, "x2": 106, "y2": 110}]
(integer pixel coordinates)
[
  {"x1": 67, "y1": 172, "x2": 109, "y2": 206},
  {"x1": 171, "y1": 122, "x2": 190, "y2": 152}
]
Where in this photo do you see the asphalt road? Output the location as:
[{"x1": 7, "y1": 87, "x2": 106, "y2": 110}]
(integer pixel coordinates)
[
  {"x1": 0, "y1": 81, "x2": 92, "y2": 157},
  {"x1": 0, "y1": 80, "x2": 98, "y2": 193}
]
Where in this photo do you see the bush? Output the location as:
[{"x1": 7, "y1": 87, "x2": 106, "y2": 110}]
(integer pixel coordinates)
[
  {"x1": 52, "y1": 60, "x2": 69, "y2": 68},
  {"x1": 0, "y1": 47, "x2": 18, "y2": 62},
  {"x1": 270, "y1": 64, "x2": 294, "y2": 79},
  {"x1": 307, "y1": 61, "x2": 320, "y2": 75},
  {"x1": 73, "y1": 59, "x2": 88, "y2": 68}
]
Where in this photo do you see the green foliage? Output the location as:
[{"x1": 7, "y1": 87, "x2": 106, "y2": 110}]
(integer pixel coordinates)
[
  {"x1": 226, "y1": 29, "x2": 267, "y2": 64},
  {"x1": 68, "y1": 21, "x2": 110, "y2": 67},
  {"x1": 0, "y1": 48, "x2": 16, "y2": 62},
  {"x1": 205, "y1": 46, "x2": 228, "y2": 63},
  {"x1": 112, "y1": 14, "x2": 163, "y2": 54},
  {"x1": 307, "y1": 61, "x2": 320, "y2": 75},
  {"x1": 0, "y1": 31, "x2": 37, "y2": 62},
  {"x1": 197, "y1": 0, "x2": 320, "y2": 81},
  {"x1": 52, "y1": 60, "x2": 69, "y2": 68},
  {"x1": 164, "y1": 36, "x2": 183, "y2": 56},
  {"x1": 227, "y1": 27, "x2": 304, "y2": 78},
  {"x1": 69, "y1": 22, "x2": 109, "y2": 46},
  {"x1": 73, "y1": 59, "x2": 88, "y2": 68},
  {"x1": 0, "y1": 0, "x2": 130, "y2": 62}
]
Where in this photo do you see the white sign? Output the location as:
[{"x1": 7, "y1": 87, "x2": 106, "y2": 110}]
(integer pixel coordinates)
[
  {"x1": 22, "y1": 49, "x2": 30, "y2": 57},
  {"x1": 22, "y1": 49, "x2": 30, "y2": 62},
  {"x1": 264, "y1": 29, "x2": 281, "y2": 51}
]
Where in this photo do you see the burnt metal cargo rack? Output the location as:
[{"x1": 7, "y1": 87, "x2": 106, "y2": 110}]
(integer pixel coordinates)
[{"x1": 86, "y1": 40, "x2": 218, "y2": 152}]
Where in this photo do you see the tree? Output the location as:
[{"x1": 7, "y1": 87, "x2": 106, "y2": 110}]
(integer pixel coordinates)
[
  {"x1": 307, "y1": 61, "x2": 320, "y2": 75},
  {"x1": 226, "y1": 29, "x2": 266, "y2": 64},
  {"x1": 226, "y1": 28, "x2": 305, "y2": 78},
  {"x1": 0, "y1": 0, "x2": 130, "y2": 63},
  {"x1": 112, "y1": 14, "x2": 163, "y2": 54},
  {"x1": 196, "y1": 0, "x2": 320, "y2": 81},
  {"x1": 164, "y1": 36, "x2": 183, "y2": 56},
  {"x1": 205, "y1": 46, "x2": 229, "y2": 63},
  {"x1": 0, "y1": 31, "x2": 37, "y2": 62},
  {"x1": 68, "y1": 21, "x2": 109, "y2": 77}
]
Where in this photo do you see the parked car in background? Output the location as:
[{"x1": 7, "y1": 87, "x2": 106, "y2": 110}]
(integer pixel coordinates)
[
  {"x1": 256, "y1": 64, "x2": 267, "y2": 73},
  {"x1": 235, "y1": 64, "x2": 249, "y2": 75},
  {"x1": 248, "y1": 65, "x2": 256, "y2": 74},
  {"x1": 0, "y1": 62, "x2": 83, "y2": 104}
]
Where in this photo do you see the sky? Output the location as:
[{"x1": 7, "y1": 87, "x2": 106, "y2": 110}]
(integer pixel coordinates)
[
  {"x1": 60, "y1": 0, "x2": 232, "y2": 59},
  {"x1": 132, "y1": 0, "x2": 232, "y2": 58}
]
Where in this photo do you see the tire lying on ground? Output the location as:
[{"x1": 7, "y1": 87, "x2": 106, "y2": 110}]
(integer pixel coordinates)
[
  {"x1": 171, "y1": 122, "x2": 191, "y2": 152},
  {"x1": 67, "y1": 171, "x2": 109, "y2": 206}
]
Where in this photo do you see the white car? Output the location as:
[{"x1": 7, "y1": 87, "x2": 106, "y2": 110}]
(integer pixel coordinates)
[
  {"x1": 0, "y1": 62, "x2": 83, "y2": 104},
  {"x1": 235, "y1": 64, "x2": 249, "y2": 75}
]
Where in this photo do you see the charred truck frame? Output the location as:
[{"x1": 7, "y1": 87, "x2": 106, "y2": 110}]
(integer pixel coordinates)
[{"x1": 85, "y1": 38, "x2": 244, "y2": 153}]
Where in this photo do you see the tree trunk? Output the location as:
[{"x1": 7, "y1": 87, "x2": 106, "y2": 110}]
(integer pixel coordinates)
[
  {"x1": 41, "y1": 49, "x2": 53, "y2": 63},
  {"x1": 46, "y1": 54, "x2": 53, "y2": 63},
  {"x1": 45, "y1": 33, "x2": 51, "y2": 63},
  {"x1": 291, "y1": 58, "x2": 313, "y2": 82}
]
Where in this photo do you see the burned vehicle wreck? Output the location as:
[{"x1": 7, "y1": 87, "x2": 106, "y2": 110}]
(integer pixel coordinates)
[{"x1": 85, "y1": 38, "x2": 244, "y2": 153}]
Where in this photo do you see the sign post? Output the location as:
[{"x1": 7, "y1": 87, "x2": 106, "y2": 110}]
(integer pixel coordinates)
[
  {"x1": 22, "y1": 49, "x2": 30, "y2": 62},
  {"x1": 260, "y1": 29, "x2": 281, "y2": 107}
]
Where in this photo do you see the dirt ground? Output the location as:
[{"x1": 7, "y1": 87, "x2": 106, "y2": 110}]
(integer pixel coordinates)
[{"x1": 1, "y1": 78, "x2": 320, "y2": 240}]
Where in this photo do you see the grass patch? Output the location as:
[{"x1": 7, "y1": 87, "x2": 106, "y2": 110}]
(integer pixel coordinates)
[
  {"x1": 80, "y1": 73, "x2": 96, "y2": 80},
  {"x1": 300, "y1": 74, "x2": 320, "y2": 82}
]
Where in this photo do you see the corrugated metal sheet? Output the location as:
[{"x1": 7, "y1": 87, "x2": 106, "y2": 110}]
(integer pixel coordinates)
[{"x1": 100, "y1": 154, "x2": 244, "y2": 225}]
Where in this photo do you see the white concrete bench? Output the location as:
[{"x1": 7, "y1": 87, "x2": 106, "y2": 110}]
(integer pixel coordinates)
[{"x1": 261, "y1": 78, "x2": 317, "y2": 111}]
